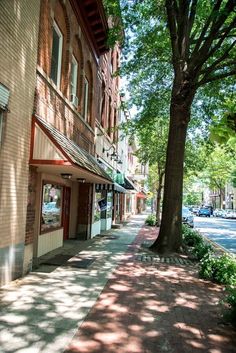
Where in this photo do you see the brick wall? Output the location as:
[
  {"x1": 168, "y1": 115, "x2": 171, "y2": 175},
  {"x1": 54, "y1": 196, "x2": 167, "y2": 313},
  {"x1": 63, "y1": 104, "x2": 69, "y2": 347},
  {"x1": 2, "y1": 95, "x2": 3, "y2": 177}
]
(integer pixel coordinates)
[
  {"x1": 36, "y1": 0, "x2": 103, "y2": 153},
  {"x1": 0, "y1": 0, "x2": 40, "y2": 285}
]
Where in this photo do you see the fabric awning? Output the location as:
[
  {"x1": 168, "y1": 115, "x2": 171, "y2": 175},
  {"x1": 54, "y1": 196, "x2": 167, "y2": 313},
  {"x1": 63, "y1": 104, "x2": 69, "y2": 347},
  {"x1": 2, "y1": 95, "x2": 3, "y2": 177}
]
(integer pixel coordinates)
[
  {"x1": 30, "y1": 115, "x2": 113, "y2": 184},
  {"x1": 122, "y1": 176, "x2": 137, "y2": 190},
  {"x1": 136, "y1": 192, "x2": 147, "y2": 199},
  {"x1": 113, "y1": 183, "x2": 127, "y2": 193},
  {"x1": 95, "y1": 183, "x2": 127, "y2": 194}
]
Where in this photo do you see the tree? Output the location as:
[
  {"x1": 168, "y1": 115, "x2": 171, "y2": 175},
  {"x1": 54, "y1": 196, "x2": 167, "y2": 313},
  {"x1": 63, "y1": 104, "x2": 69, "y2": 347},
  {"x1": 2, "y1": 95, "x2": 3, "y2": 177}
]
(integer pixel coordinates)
[
  {"x1": 210, "y1": 97, "x2": 236, "y2": 151},
  {"x1": 200, "y1": 145, "x2": 233, "y2": 208},
  {"x1": 134, "y1": 113, "x2": 168, "y2": 225},
  {"x1": 121, "y1": 0, "x2": 236, "y2": 254}
]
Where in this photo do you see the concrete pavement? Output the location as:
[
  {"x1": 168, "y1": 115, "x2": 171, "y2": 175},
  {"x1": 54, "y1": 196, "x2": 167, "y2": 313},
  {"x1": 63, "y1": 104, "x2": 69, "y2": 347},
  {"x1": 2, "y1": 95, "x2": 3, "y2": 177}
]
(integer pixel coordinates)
[{"x1": 0, "y1": 214, "x2": 236, "y2": 353}]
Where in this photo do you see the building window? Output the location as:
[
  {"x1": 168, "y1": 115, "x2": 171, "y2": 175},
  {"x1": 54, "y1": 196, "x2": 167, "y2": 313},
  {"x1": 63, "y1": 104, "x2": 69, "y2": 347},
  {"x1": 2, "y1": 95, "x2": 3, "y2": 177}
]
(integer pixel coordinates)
[
  {"x1": 70, "y1": 55, "x2": 78, "y2": 106},
  {"x1": 107, "y1": 192, "x2": 113, "y2": 218},
  {"x1": 41, "y1": 183, "x2": 62, "y2": 232},
  {"x1": 50, "y1": 21, "x2": 63, "y2": 87},
  {"x1": 94, "y1": 192, "x2": 102, "y2": 223},
  {"x1": 83, "y1": 77, "x2": 89, "y2": 121}
]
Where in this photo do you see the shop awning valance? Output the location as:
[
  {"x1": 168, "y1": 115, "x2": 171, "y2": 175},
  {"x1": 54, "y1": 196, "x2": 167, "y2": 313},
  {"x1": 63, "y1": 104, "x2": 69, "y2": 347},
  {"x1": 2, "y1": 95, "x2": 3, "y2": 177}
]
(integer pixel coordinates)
[
  {"x1": 30, "y1": 115, "x2": 113, "y2": 184},
  {"x1": 123, "y1": 176, "x2": 137, "y2": 190},
  {"x1": 136, "y1": 192, "x2": 147, "y2": 199}
]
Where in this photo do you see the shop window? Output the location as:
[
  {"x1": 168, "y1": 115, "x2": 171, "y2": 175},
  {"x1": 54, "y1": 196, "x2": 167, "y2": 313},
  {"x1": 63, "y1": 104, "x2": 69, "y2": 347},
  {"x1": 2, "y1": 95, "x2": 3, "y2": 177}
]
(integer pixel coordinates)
[
  {"x1": 41, "y1": 183, "x2": 62, "y2": 232},
  {"x1": 94, "y1": 192, "x2": 102, "y2": 223},
  {"x1": 83, "y1": 77, "x2": 89, "y2": 121},
  {"x1": 108, "y1": 97, "x2": 112, "y2": 137},
  {"x1": 70, "y1": 55, "x2": 78, "y2": 106},
  {"x1": 107, "y1": 192, "x2": 113, "y2": 218},
  {"x1": 50, "y1": 21, "x2": 63, "y2": 87}
]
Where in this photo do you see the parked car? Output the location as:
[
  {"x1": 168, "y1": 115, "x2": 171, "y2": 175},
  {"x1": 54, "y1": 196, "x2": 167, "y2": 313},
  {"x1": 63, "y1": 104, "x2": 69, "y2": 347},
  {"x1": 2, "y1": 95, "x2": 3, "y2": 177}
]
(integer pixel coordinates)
[
  {"x1": 192, "y1": 207, "x2": 200, "y2": 215},
  {"x1": 224, "y1": 210, "x2": 236, "y2": 219},
  {"x1": 182, "y1": 207, "x2": 194, "y2": 227},
  {"x1": 213, "y1": 208, "x2": 223, "y2": 217},
  {"x1": 198, "y1": 207, "x2": 211, "y2": 217}
]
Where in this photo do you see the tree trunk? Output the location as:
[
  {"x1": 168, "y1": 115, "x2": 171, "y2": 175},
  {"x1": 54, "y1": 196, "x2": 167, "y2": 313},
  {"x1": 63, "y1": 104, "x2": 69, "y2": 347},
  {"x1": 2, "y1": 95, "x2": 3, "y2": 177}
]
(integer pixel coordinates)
[
  {"x1": 155, "y1": 171, "x2": 164, "y2": 226},
  {"x1": 150, "y1": 85, "x2": 195, "y2": 254}
]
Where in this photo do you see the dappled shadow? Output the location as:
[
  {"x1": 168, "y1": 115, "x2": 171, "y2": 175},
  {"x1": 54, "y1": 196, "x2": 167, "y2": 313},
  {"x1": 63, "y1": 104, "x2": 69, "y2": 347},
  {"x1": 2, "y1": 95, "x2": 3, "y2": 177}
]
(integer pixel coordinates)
[
  {"x1": 65, "y1": 226, "x2": 236, "y2": 353},
  {"x1": 0, "y1": 215, "x2": 145, "y2": 352}
]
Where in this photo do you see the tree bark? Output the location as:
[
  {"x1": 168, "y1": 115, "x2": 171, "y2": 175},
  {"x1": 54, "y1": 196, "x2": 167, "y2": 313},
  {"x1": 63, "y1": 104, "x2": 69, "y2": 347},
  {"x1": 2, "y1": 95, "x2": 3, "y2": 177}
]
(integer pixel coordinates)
[
  {"x1": 150, "y1": 83, "x2": 195, "y2": 254},
  {"x1": 155, "y1": 171, "x2": 164, "y2": 226}
]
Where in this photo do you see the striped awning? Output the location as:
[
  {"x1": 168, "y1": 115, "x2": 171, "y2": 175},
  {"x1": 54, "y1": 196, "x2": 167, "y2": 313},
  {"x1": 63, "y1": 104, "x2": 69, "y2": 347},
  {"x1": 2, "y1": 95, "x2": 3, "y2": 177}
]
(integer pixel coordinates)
[{"x1": 96, "y1": 183, "x2": 127, "y2": 193}]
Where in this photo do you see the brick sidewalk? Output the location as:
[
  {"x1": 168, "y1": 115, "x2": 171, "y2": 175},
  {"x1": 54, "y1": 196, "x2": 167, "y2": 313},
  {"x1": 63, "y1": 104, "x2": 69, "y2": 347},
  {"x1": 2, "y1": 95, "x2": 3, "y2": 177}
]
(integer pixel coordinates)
[{"x1": 65, "y1": 226, "x2": 236, "y2": 353}]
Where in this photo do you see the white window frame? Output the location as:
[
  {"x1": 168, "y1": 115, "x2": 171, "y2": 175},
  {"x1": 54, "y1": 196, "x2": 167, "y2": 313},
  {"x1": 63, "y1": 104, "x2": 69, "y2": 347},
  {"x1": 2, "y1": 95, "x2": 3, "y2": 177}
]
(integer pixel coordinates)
[
  {"x1": 70, "y1": 55, "x2": 78, "y2": 98},
  {"x1": 50, "y1": 21, "x2": 63, "y2": 88},
  {"x1": 83, "y1": 77, "x2": 89, "y2": 121}
]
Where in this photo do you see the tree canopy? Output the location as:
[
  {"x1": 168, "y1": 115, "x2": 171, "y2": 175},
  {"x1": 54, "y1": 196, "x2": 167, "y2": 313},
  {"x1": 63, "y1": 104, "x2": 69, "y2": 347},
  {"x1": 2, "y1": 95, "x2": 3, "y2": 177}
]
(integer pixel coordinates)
[{"x1": 119, "y1": 0, "x2": 236, "y2": 253}]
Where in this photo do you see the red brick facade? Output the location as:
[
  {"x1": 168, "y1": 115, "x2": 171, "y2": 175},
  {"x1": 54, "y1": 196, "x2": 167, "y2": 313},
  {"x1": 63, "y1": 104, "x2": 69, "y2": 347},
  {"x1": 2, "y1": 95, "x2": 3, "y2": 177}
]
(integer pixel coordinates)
[{"x1": 36, "y1": 0, "x2": 107, "y2": 154}]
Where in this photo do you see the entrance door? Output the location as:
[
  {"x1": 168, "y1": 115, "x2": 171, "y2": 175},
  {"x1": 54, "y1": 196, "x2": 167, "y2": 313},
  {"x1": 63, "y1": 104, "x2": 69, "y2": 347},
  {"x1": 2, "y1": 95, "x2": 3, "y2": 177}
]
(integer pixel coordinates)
[{"x1": 63, "y1": 186, "x2": 71, "y2": 240}]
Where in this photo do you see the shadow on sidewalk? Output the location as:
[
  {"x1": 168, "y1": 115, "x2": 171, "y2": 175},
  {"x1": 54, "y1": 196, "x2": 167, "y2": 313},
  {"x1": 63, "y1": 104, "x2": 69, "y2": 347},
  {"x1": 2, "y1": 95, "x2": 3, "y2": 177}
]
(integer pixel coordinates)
[{"x1": 65, "y1": 225, "x2": 236, "y2": 353}]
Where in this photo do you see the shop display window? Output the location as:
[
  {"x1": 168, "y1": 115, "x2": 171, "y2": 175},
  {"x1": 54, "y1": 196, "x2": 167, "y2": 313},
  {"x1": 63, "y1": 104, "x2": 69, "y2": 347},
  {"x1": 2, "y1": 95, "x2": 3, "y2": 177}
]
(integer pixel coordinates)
[
  {"x1": 41, "y1": 183, "x2": 62, "y2": 232},
  {"x1": 94, "y1": 192, "x2": 102, "y2": 222},
  {"x1": 107, "y1": 192, "x2": 113, "y2": 218}
]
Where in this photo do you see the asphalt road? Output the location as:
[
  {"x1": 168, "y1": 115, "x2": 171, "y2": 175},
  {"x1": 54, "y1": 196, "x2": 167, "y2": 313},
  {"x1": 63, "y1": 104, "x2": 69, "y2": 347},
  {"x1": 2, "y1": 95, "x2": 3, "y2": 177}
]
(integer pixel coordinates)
[{"x1": 194, "y1": 216, "x2": 236, "y2": 255}]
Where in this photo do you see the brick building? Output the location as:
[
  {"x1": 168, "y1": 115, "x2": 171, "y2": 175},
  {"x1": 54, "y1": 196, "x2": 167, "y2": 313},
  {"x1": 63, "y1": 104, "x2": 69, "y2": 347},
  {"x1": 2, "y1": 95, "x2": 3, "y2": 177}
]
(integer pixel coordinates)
[
  {"x1": 0, "y1": 0, "x2": 125, "y2": 286},
  {"x1": 28, "y1": 0, "x2": 120, "y2": 269},
  {"x1": 0, "y1": 0, "x2": 41, "y2": 286}
]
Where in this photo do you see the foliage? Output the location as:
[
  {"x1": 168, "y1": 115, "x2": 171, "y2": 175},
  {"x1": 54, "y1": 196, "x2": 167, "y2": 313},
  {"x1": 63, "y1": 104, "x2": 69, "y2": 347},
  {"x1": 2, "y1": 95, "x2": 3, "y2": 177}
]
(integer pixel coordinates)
[
  {"x1": 182, "y1": 225, "x2": 213, "y2": 260},
  {"x1": 193, "y1": 242, "x2": 213, "y2": 261},
  {"x1": 183, "y1": 193, "x2": 202, "y2": 206},
  {"x1": 199, "y1": 144, "x2": 233, "y2": 192},
  {"x1": 199, "y1": 254, "x2": 236, "y2": 286},
  {"x1": 145, "y1": 214, "x2": 156, "y2": 226},
  {"x1": 103, "y1": 0, "x2": 124, "y2": 47},
  {"x1": 210, "y1": 97, "x2": 236, "y2": 151},
  {"x1": 120, "y1": 0, "x2": 236, "y2": 253},
  {"x1": 182, "y1": 225, "x2": 202, "y2": 247}
]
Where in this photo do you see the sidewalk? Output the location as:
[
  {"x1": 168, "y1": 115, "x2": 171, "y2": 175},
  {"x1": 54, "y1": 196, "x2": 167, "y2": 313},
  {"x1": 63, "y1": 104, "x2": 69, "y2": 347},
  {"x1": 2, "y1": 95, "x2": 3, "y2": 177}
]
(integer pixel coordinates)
[{"x1": 0, "y1": 214, "x2": 235, "y2": 353}]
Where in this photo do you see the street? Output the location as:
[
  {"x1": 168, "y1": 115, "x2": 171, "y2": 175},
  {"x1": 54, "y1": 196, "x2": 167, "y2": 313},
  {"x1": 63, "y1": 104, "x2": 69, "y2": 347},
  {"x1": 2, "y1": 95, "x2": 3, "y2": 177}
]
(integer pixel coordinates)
[{"x1": 194, "y1": 216, "x2": 236, "y2": 254}]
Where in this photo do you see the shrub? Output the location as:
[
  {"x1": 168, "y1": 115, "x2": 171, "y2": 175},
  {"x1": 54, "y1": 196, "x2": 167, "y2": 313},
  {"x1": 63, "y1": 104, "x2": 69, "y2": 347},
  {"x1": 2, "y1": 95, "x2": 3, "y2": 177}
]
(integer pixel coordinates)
[
  {"x1": 182, "y1": 225, "x2": 213, "y2": 260},
  {"x1": 193, "y1": 242, "x2": 213, "y2": 260},
  {"x1": 199, "y1": 253, "x2": 236, "y2": 286},
  {"x1": 145, "y1": 214, "x2": 156, "y2": 226},
  {"x1": 182, "y1": 225, "x2": 203, "y2": 247},
  {"x1": 199, "y1": 253, "x2": 218, "y2": 280}
]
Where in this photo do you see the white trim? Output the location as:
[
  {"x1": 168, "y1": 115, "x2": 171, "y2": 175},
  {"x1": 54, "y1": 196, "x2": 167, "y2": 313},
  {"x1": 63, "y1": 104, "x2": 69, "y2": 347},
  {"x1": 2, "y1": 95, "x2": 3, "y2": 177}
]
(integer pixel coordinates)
[
  {"x1": 70, "y1": 55, "x2": 78, "y2": 97},
  {"x1": 84, "y1": 77, "x2": 89, "y2": 121},
  {"x1": 0, "y1": 111, "x2": 3, "y2": 145}
]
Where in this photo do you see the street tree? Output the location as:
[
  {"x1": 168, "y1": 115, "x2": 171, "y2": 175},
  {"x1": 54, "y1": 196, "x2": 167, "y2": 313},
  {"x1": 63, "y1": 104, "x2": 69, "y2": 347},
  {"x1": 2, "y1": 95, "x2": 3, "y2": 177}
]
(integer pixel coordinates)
[
  {"x1": 134, "y1": 113, "x2": 168, "y2": 225},
  {"x1": 121, "y1": 0, "x2": 236, "y2": 253}
]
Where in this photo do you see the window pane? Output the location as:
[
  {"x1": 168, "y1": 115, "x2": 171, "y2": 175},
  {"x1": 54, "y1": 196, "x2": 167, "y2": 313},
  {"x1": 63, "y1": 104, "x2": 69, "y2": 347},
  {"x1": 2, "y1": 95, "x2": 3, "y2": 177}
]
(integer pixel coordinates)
[
  {"x1": 41, "y1": 183, "x2": 62, "y2": 232},
  {"x1": 50, "y1": 23, "x2": 62, "y2": 86},
  {"x1": 70, "y1": 57, "x2": 78, "y2": 97},
  {"x1": 94, "y1": 192, "x2": 102, "y2": 222},
  {"x1": 50, "y1": 28, "x2": 60, "y2": 84},
  {"x1": 83, "y1": 78, "x2": 89, "y2": 120},
  {"x1": 107, "y1": 192, "x2": 113, "y2": 218}
]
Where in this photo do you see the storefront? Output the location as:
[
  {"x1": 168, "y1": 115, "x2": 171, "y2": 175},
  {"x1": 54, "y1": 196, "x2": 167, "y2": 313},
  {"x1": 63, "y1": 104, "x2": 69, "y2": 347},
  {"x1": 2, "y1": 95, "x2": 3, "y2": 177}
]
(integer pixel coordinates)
[{"x1": 27, "y1": 116, "x2": 112, "y2": 267}]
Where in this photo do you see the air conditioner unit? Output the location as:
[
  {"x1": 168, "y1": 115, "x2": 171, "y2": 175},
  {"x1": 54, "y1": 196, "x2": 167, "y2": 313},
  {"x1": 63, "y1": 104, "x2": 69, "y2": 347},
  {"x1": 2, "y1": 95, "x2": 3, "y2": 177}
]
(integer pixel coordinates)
[{"x1": 70, "y1": 94, "x2": 79, "y2": 106}]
